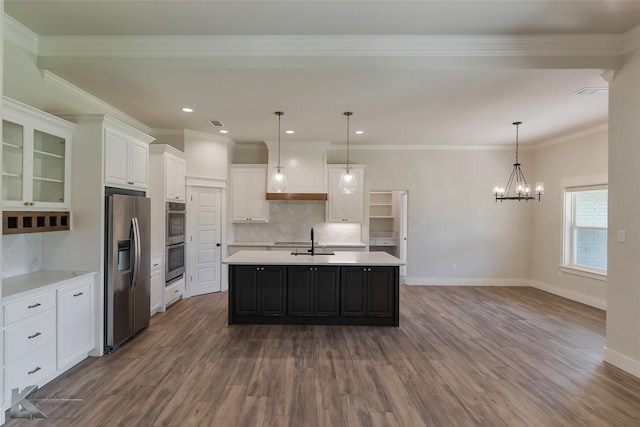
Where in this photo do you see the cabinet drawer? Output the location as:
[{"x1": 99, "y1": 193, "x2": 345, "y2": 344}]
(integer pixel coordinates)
[
  {"x1": 4, "y1": 311, "x2": 56, "y2": 365},
  {"x1": 5, "y1": 343, "x2": 56, "y2": 397},
  {"x1": 370, "y1": 239, "x2": 396, "y2": 247},
  {"x1": 165, "y1": 277, "x2": 185, "y2": 307},
  {"x1": 4, "y1": 291, "x2": 56, "y2": 326}
]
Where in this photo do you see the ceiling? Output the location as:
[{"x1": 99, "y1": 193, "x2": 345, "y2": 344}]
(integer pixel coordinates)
[{"x1": 5, "y1": 1, "x2": 640, "y2": 148}]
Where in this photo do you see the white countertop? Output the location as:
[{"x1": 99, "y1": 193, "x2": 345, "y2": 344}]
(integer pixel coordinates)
[
  {"x1": 2, "y1": 271, "x2": 96, "y2": 301},
  {"x1": 223, "y1": 250, "x2": 403, "y2": 266}
]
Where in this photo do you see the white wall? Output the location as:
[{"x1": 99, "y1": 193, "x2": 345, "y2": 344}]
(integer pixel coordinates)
[
  {"x1": 329, "y1": 148, "x2": 535, "y2": 284},
  {"x1": 606, "y1": 46, "x2": 640, "y2": 377},
  {"x1": 529, "y1": 128, "x2": 608, "y2": 308}
]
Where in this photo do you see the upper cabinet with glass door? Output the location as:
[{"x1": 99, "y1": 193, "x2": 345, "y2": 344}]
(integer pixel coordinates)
[{"x1": 2, "y1": 97, "x2": 75, "y2": 210}]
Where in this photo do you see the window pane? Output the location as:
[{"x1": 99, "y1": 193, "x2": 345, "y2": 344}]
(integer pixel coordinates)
[
  {"x1": 575, "y1": 190, "x2": 607, "y2": 228},
  {"x1": 575, "y1": 228, "x2": 607, "y2": 270}
]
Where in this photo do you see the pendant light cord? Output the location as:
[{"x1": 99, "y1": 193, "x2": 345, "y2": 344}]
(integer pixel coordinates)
[
  {"x1": 344, "y1": 112, "x2": 353, "y2": 168},
  {"x1": 275, "y1": 111, "x2": 284, "y2": 168}
]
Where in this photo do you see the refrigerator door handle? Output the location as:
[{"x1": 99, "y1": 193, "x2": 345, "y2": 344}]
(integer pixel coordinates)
[{"x1": 131, "y1": 217, "x2": 141, "y2": 289}]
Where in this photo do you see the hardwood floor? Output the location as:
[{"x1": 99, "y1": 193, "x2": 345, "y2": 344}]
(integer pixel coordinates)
[{"x1": 5, "y1": 285, "x2": 640, "y2": 426}]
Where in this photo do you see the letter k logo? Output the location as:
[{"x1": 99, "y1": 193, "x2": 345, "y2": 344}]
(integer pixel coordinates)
[{"x1": 10, "y1": 385, "x2": 47, "y2": 419}]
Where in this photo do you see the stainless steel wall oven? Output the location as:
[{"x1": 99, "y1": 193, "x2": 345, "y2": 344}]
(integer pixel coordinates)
[
  {"x1": 166, "y1": 201, "x2": 186, "y2": 245},
  {"x1": 165, "y1": 201, "x2": 186, "y2": 283}
]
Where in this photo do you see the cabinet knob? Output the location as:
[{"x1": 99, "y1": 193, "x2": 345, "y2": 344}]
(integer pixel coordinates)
[{"x1": 128, "y1": 181, "x2": 134, "y2": 185}]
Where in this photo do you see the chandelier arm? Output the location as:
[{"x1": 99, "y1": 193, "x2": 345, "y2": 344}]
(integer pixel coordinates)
[{"x1": 504, "y1": 165, "x2": 518, "y2": 197}]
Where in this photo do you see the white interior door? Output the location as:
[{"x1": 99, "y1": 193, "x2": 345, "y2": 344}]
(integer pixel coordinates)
[{"x1": 187, "y1": 186, "x2": 221, "y2": 296}]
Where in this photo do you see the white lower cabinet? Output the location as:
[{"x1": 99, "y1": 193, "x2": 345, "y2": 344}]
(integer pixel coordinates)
[
  {"x1": 165, "y1": 277, "x2": 185, "y2": 308},
  {"x1": 57, "y1": 277, "x2": 94, "y2": 370},
  {"x1": 150, "y1": 255, "x2": 164, "y2": 315},
  {"x1": 2, "y1": 272, "x2": 96, "y2": 409}
]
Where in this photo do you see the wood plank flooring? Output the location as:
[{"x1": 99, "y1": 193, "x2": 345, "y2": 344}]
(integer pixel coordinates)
[{"x1": 5, "y1": 286, "x2": 640, "y2": 426}]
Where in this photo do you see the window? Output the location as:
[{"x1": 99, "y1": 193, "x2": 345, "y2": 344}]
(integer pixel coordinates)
[{"x1": 563, "y1": 185, "x2": 607, "y2": 275}]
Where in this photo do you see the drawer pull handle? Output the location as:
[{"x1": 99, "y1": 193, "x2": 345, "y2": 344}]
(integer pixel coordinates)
[
  {"x1": 28, "y1": 366, "x2": 41, "y2": 375},
  {"x1": 175, "y1": 289, "x2": 179, "y2": 293},
  {"x1": 73, "y1": 292, "x2": 84, "y2": 297},
  {"x1": 28, "y1": 303, "x2": 42, "y2": 309},
  {"x1": 28, "y1": 332, "x2": 42, "y2": 339}
]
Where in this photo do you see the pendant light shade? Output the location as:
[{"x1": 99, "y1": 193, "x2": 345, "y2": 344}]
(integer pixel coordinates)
[
  {"x1": 493, "y1": 121, "x2": 543, "y2": 202},
  {"x1": 269, "y1": 111, "x2": 288, "y2": 193},
  {"x1": 338, "y1": 112, "x2": 358, "y2": 195}
]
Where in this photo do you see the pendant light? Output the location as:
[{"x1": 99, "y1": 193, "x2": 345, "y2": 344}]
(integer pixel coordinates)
[
  {"x1": 493, "y1": 121, "x2": 544, "y2": 202},
  {"x1": 338, "y1": 111, "x2": 358, "y2": 195},
  {"x1": 269, "y1": 111, "x2": 288, "y2": 192}
]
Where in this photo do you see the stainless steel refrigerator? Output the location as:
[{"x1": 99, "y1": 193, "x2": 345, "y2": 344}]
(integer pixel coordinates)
[{"x1": 104, "y1": 193, "x2": 151, "y2": 353}]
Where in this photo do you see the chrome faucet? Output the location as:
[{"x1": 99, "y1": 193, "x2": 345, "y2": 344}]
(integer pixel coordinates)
[{"x1": 310, "y1": 227, "x2": 315, "y2": 256}]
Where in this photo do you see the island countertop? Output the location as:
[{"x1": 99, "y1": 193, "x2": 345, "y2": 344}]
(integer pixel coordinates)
[{"x1": 223, "y1": 250, "x2": 404, "y2": 266}]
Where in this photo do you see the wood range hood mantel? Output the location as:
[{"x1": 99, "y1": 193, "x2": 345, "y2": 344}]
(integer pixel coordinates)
[{"x1": 266, "y1": 192, "x2": 328, "y2": 201}]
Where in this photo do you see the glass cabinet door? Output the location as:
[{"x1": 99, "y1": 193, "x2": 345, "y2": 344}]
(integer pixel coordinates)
[
  {"x1": 2, "y1": 120, "x2": 24, "y2": 202},
  {"x1": 32, "y1": 130, "x2": 66, "y2": 203}
]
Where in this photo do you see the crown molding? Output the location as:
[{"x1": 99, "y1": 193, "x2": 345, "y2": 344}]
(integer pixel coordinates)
[
  {"x1": 4, "y1": 13, "x2": 38, "y2": 54},
  {"x1": 530, "y1": 123, "x2": 608, "y2": 150},
  {"x1": 329, "y1": 144, "x2": 518, "y2": 151},
  {"x1": 42, "y1": 70, "x2": 152, "y2": 134},
  {"x1": 623, "y1": 22, "x2": 640, "y2": 54},
  {"x1": 37, "y1": 34, "x2": 624, "y2": 58}
]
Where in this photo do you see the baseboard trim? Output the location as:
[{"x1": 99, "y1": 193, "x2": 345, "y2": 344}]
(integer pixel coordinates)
[
  {"x1": 529, "y1": 280, "x2": 606, "y2": 310},
  {"x1": 604, "y1": 347, "x2": 640, "y2": 379},
  {"x1": 403, "y1": 277, "x2": 529, "y2": 286}
]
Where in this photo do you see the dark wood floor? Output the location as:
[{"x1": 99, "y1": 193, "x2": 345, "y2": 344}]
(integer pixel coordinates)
[{"x1": 5, "y1": 285, "x2": 640, "y2": 426}]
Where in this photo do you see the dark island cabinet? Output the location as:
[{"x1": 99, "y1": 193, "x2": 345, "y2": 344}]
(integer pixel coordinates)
[
  {"x1": 230, "y1": 265, "x2": 286, "y2": 320},
  {"x1": 341, "y1": 266, "x2": 397, "y2": 319},
  {"x1": 288, "y1": 266, "x2": 339, "y2": 317},
  {"x1": 229, "y1": 264, "x2": 398, "y2": 326}
]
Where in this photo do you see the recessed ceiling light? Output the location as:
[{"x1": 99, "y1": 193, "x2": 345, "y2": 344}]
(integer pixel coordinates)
[
  {"x1": 219, "y1": 130, "x2": 229, "y2": 134},
  {"x1": 286, "y1": 130, "x2": 295, "y2": 134},
  {"x1": 355, "y1": 130, "x2": 364, "y2": 135},
  {"x1": 181, "y1": 107, "x2": 194, "y2": 113}
]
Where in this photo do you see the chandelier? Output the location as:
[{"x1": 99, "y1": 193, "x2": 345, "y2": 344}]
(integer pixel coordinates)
[
  {"x1": 338, "y1": 112, "x2": 358, "y2": 194},
  {"x1": 493, "y1": 121, "x2": 543, "y2": 202},
  {"x1": 269, "y1": 111, "x2": 288, "y2": 192}
]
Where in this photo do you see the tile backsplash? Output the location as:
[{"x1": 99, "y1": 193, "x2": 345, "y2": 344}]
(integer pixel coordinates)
[
  {"x1": 233, "y1": 201, "x2": 361, "y2": 243},
  {"x1": 2, "y1": 234, "x2": 43, "y2": 279}
]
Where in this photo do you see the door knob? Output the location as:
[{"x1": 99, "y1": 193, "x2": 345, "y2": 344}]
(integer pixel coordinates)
[{"x1": 216, "y1": 243, "x2": 221, "y2": 247}]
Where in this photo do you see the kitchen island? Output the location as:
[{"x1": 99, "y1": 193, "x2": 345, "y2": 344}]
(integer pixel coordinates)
[{"x1": 223, "y1": 251, "x2": 403, "y2": 326}]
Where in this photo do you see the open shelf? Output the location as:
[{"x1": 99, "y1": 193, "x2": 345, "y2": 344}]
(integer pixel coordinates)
[{"x1": 3, "y1": 210, "x2": 71, "y2": 235}]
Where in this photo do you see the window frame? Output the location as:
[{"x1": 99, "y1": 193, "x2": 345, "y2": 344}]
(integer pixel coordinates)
[{"x1": 560, "y1": 173, "x2": 608, "y2": 281}]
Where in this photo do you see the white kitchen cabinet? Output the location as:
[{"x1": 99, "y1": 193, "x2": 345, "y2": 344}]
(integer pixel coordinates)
[
  {"x1": 231, "y1": 166, "x2": 268, "y2": 222},
  {"x1": 57, "y1": 276, "x2": 94, "y2": 370},
  {"x1": 150, "y1": 255, "x2": 164, "y2": 315},
  {"x1": 2, "y1": 271, "x2": 96, "y2": 410},
  {"x1": 104, "y1": 128, "x2": 150, "y2": 190},
  {"x1": 2, "y1": 97, "x2": 75, "y2": 210},
  {"x1": 327, "y1": 166, "x2": 364, "y2": 223},
  {"x1": 149, "y1": 144, "x2": 187, "y2": 203},
  {"x1": 165, "y1": 276, "x2": 185, "y2": 308}
]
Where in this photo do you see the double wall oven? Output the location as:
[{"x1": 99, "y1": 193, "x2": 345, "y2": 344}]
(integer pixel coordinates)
[{"x1": 166, "y1": 201, "x2": 186, "y2": 283}]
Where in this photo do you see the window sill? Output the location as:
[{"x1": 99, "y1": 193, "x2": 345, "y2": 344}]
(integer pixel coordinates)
[{"x1": 559, "y1": 266, "x2": 607, "y2": 282}]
